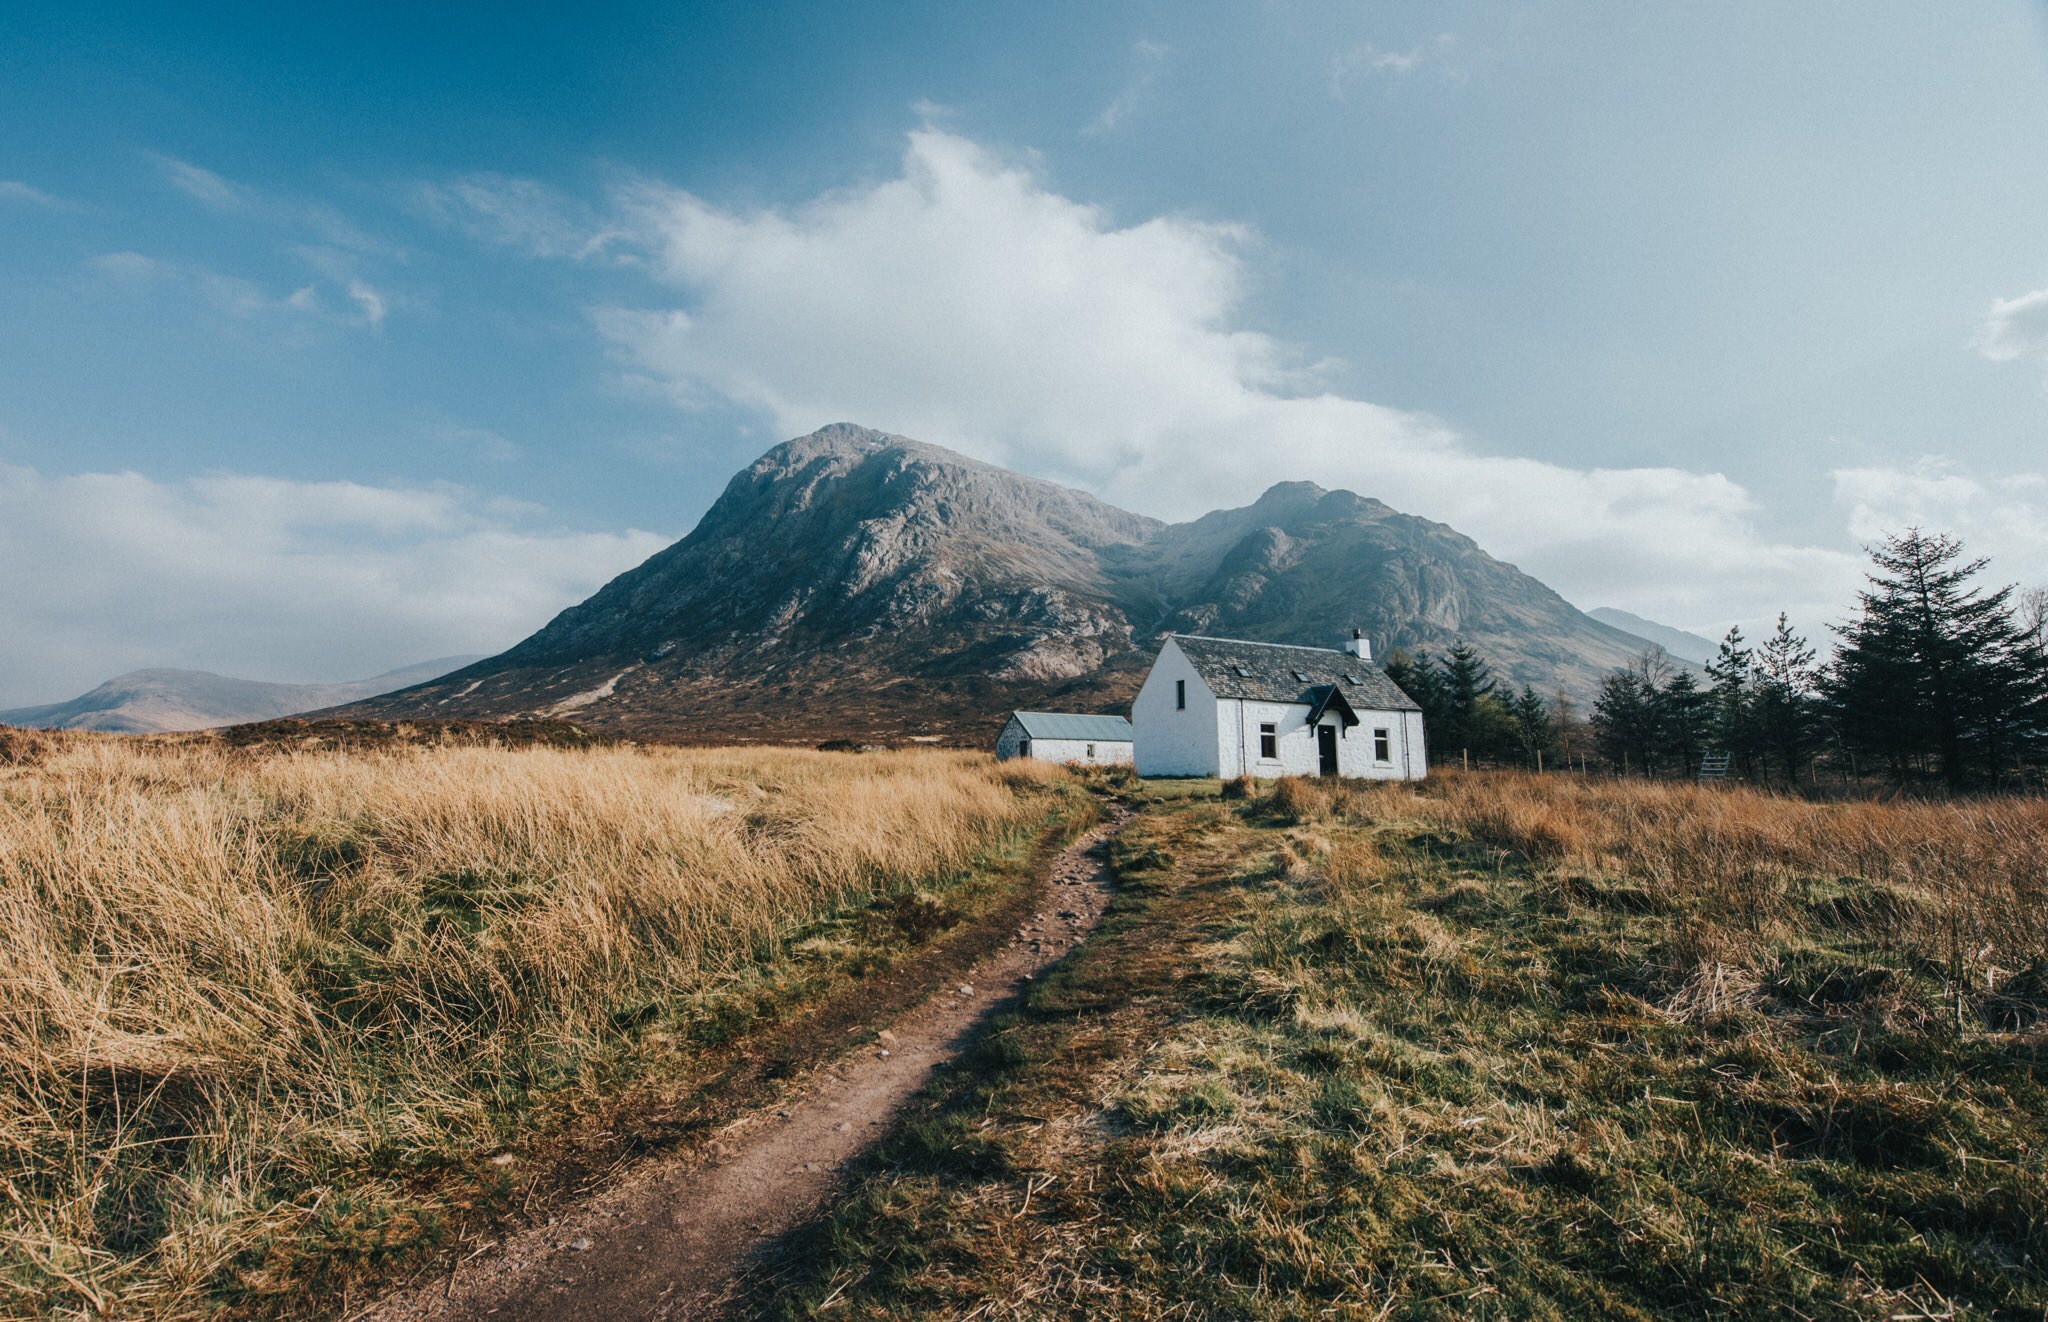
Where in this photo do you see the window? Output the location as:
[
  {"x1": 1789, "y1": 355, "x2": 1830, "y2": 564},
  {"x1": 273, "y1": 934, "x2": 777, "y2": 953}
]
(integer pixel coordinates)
[
  {"x1": 1234, "y1": 665, "x2": 1252, "y2": 677},
  {"x1": 1020, "y1": 739, "x2": 1032, "y2": 759},
  {"x1": 1259, "y1": 723, "x2": 1278, "y2": 760},
  {"x1": 1373, "y1": 728, "x2": 1391, "y2": 762},
  {"x1": 1175, "y1": 678, "x2": 1186, "y2": 710},
  {"x1": 1086, "y1": 743, "x2": 1096, "y2": 759},
  {"x1": 1293, "y1": 670, "x2": 1311, "y2": 682},
  {"x1": 1345, "y1": 674, "x2": 1362, "y2": 684}
]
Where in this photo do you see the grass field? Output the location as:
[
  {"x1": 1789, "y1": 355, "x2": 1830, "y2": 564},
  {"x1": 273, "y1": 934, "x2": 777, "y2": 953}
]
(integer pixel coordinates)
[
  {"x1": 0, "y1": 731, "x2": 1068, "y2": 1319},
  {"x1": 759, "y1": 772, "x2": 2048, "y2": 1319}
]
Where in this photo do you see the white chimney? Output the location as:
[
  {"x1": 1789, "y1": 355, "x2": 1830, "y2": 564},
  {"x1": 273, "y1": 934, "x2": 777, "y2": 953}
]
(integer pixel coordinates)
[{"x1": 1343, "y1": 628, "x2": 1372, "y2": 661}]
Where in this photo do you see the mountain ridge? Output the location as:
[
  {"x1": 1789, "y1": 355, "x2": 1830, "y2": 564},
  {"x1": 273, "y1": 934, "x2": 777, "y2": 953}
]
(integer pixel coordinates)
[
  {"x1": 1588, "y1": 607, "x2": 1719, "y2": 666},
  {"x1": 338, "y1": 425, "x2": 1661, "y2": 741},
  {"x1": 2, "y1": 657, "x2": 481, "y2": 734}
]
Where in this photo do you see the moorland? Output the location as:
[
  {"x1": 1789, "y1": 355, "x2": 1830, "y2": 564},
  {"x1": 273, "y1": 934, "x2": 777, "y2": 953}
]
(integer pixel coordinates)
[{"x1": 4, "y1": 725, "x2": 2045, "y2": 1320}]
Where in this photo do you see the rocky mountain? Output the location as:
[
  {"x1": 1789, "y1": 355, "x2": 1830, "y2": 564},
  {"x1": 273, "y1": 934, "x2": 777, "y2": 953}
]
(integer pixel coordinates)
[
  {"x1": 1, "y1": 657, "x2": 480, "y2": 734},
  {"x1": 337, "y1": 424, "x2": 1661, "y2": 742},
  {"x1": 1588, "y1": 607, "x2": 1719, "y2": 666}
]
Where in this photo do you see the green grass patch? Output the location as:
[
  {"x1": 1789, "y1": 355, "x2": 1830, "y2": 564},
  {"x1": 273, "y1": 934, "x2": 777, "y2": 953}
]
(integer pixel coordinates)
[{"x1": 752, "y1": 777, "x2": 2048, "y2": 1320}]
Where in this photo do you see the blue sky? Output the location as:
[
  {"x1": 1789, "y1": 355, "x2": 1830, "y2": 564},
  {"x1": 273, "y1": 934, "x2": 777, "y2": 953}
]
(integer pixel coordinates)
[{"x1": 3, "y1": 1, "x2": 2047, "y2": 704}]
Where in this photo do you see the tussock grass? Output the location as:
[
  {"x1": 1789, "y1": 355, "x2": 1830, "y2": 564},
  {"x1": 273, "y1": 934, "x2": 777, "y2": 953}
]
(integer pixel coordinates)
[
  {"x1": 762, "y1": 773, "x2": 2048, "y2": 1319},
  {"x1": 0, "y1": 733, "x2": 1046, "y2": 1318},
  {"x1": 1276, "y1": 770, "x2": 2048, "y2": 1018}
]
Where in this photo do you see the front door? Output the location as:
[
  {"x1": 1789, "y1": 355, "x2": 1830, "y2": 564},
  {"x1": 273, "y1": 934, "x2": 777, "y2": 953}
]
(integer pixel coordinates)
[{"x1": 1317, "y1": 724, "x2": 1339, "y2": 777}]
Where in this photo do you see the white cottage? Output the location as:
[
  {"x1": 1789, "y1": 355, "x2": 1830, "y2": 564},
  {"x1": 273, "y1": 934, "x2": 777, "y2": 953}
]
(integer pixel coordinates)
[
  {"x1": 1132, "y1": 632, "x2": 1425, "y2": 780},
  {"x1": 994, "y1": 711, "x2": 1135, "y2": 767}
]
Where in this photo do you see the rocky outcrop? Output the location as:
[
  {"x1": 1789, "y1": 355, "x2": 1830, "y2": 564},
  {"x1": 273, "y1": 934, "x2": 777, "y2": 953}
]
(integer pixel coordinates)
[{"x1": 336, "y1": 425, "x2": 1660, "y2": 742}]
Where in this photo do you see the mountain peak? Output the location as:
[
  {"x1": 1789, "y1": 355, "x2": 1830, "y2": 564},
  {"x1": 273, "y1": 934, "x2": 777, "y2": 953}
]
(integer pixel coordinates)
[
  {"x1": 339, "y1": 427, "x2": 1654, "y2": 741},
  {"x1": 1253, "y1": 479, "x2": 1328, "y2": 506}
]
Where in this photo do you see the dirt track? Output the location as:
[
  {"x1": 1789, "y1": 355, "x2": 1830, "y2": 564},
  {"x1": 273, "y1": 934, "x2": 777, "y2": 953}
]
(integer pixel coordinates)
[{"x1": 356, "y1": 807, "x2": 1127, "y2": 1322}]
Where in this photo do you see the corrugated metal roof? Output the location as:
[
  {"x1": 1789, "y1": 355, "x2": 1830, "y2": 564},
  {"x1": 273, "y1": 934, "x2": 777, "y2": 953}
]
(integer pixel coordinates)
[
  {"x1": 1007, "y1": 711, "x2": 1135, "y2": 741},
  {"x1": 1170, "y1": 634, "x2": 1421, "y2": 713}
]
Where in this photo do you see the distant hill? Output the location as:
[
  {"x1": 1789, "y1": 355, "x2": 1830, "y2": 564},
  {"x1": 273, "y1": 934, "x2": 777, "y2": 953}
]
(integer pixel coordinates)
[
  {"x1": 1588, "y1": 608, "x2": 1719, "y2": 666},
  {"x1": 0, "y1": 657, "x2": 480, "y2": 734},
  {"x1": 334, "y1": 424, "x2": 1659, "y2": 742}
]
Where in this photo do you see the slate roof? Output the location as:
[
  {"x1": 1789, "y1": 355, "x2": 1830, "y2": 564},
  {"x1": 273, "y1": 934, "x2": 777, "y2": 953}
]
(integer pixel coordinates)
[
  {"x1": 1169, "y1": 634, "x2": 1422, "y2": 713},
  {"x1": 1007, "y1": 711, "x2": 1135, "y2": 741}
]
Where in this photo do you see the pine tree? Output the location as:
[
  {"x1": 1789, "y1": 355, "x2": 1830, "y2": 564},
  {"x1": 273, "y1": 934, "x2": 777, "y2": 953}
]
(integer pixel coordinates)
[
  {"x1": 2021, "y1": 587, "x2": 2047, "y2": 666},
  {"x1": 1593, "y1": 652, "x2": 1668, "y2": 775},
  {"x1": 1825, "y1": 530, "x2": 2044, "y2": 787},
  {"x1": 1658, "y1": 669, "x2": 1713, "y2": 777},
  {"x1": 1384, "y1": 649, "x2": 1444, "y2": 750},
  {"x1": 1705, "y1": 626, "x2": 1762, "y2": 778},
  {"x1": 1509, "y1": 684, "x2": 1558, "y2": 768},
  {"x1": 1753, "y1": 614, "x2": 1819, "y2": 785},
  {"x1": 1437, "y1": 641, "x2": 1495, "y2": 764}
]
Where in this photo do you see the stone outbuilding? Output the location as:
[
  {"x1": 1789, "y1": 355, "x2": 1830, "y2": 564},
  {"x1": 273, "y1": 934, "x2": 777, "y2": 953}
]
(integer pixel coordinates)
[{"x1": 994, "y1": 711, "x2": 1135, "y2": 767}]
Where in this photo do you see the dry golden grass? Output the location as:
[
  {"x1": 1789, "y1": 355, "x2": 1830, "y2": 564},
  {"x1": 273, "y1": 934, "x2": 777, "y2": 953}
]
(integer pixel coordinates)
[
  {"x1": 1273, "y1": 769, "x2": 2048, "y2": 991},
  {"x1": 0, "y1": 733, "x2": 1045, "y2": 1318}
]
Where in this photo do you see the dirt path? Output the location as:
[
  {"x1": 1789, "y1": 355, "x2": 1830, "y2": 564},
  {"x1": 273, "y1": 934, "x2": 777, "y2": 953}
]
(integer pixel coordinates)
[{"x1": 357, "y1": 806, "x2": 1129, "y2": 1322}]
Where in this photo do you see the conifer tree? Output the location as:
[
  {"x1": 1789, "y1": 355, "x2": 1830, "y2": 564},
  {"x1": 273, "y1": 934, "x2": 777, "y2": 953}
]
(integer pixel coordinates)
[
  {"x1": 1705, "y1": 626, "x2": 1762, "y2": 777},
  {"x1": 1658, "y1": 668, "x2": 1713, "y2": 777},
  {"x1": 1826, "y1": 530, "x2": 2043, "y2": 787},
  {"x1": 1437, "y1": 641, "x2": 1495, "y2": 762},
  {"x1": 1753, "y1": 614, "x2": 1819, "y2": 785},
  {"x1": 1593, "y1": 651, "x2": 1668, "y2": 775},
  {"x1": 1383, "y1": 648, "x2": 1441, "y2": 730},
  {"x1": 1508, "y1": 684, "x2": 1557, "y2": 767}
]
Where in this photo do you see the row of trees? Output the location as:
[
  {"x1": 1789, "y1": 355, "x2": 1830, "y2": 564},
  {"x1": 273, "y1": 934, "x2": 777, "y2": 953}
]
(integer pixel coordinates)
[
  {"x1": 1586, "y1": 530, "x2": 2046, "y2": 789},
  {"x1": 1383, "y1": 643, "x2": 1564, "y2": 770},
  {"x1": 1384, "y1": 530, "x2": 2047, "y2": 790}
]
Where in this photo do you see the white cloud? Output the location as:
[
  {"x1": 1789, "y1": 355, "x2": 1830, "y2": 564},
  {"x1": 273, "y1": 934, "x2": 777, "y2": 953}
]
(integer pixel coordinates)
[
  {"x1": 1085, "y1": 40, "x2": 1168, "y2": 138},
  {"x1": 1329, "y1": 35, "x2": 1461, "y2": 98},
  {"x1": 0, "y1": 179, "x2": 69, "y2": 208},
  {"x1": 0, "y1": 462, "x2": 668, "y2": 707},
  {"x1": 417, "y1": 172, "x2": 622, "y2": 259},
  {"x1": 580, "y1": 128, "x2": 1869, "y2": 637},
  {"x1": 346, "y1": 277, "x2": 387, "y2": 327},
  {"x1": 152, "y1": 154, "x2": 246, "y2": 211},
  {"x1": 87, "y1": 250, "x2": 395, "y2": 331},
  {"x1": 89, "y1": 250, "x2": 302, "y2": 320},
  {"x1": 149, "y1": 152, "x2": 390, "y2": 255},
  {"x1": 1979, "y1": 286, "x2": 2048, "y2": 366},
  {"x1": 134, "y1": 154, "x2": 402, "y2": 328},
  {"x1": 1833, "y1": 461, "x2": 2048, "y2": 582}
]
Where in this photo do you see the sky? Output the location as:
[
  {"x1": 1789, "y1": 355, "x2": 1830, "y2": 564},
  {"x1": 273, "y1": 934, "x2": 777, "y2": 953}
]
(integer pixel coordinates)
[{"x1": 3, "y1": 1, "x2": 2047, "y2": 705}]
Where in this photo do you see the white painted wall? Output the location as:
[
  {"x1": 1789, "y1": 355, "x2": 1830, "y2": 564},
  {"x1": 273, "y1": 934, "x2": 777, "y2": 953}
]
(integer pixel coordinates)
[
  {"x1": 1131, "y1": 637, "x2": 1427, "y2": 781},
  {"x1": 1402, "y1": 710, "x2": 1428, "y2": 779},
  {"x1": 1132, "y1": 639, "x2": 1221, "y2": 776},
  {"x1": 995, "y1": 717, "x2": 1132, "y2": 766},
  {"x1": 1210, "y1": 698, "x2": 1425, "y2": 780},
  {"x1": 1030, "y1": 737, "x2": 1133, "y2": 767}
]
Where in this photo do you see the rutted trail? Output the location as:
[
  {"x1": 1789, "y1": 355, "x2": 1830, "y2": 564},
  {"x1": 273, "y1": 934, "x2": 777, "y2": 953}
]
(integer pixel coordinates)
[{"x1": 358, "y1": 805, "x2": 1131, "y2": 1322}]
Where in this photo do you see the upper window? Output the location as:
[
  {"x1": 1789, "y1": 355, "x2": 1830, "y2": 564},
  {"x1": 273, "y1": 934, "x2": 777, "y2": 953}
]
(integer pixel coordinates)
[
  {"x1": 1344, "y1": 674, "x2": 1362, "y2": 684},
  {"x1": 1292, "y1": 670, "x2": 1311, "y2": 682},
  {"x1": 1086, "y1": 743, "x2": 1097, "y2": 759},
  {"x1": 1373, "y1": 728, "x2": 1391, "y2": 762},
  {"x1": 1259, "y1": 723, "x2": 1278, "y2": 760},
  {"x1": 1175, "y1": 678, "x2": 1186, "y2": 710},
  {"x1": 1233, "y1": 665, "x2": 1252, "y2": 678}
]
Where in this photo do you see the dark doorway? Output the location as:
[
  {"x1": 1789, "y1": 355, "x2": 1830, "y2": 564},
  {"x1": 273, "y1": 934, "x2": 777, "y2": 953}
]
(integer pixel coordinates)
[{"x1": 1317, "y1": 724, "x2": 1339, "y2": 777}]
